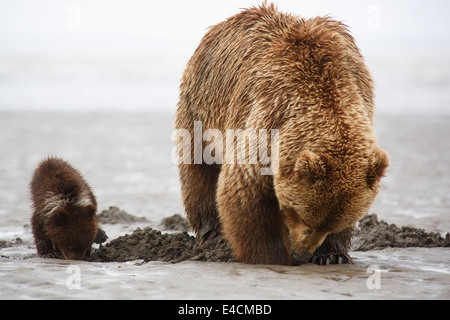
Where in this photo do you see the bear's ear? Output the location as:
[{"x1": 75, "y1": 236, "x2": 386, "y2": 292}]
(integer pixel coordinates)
[
  {"x1": 294, "y1": 151, "x2": 328, "y2": 184},
  {"x1": 367, "y1": 148, "x2": 389, "y2": 189}
]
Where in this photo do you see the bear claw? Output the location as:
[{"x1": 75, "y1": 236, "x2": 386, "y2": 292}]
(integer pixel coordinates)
[{"x1": 309, "y1": 253, "x2": 352, "y2": 265}]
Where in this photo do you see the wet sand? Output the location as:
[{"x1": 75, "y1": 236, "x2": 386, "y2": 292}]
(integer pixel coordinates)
[{"x1": 1, "y1": 248, "x2": 448, "y2": 299}]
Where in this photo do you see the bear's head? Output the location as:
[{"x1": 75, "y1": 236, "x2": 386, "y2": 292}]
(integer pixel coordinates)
[
  {"x1": 46, "y1": 204, "x2": 98, "y2": 260},
  {"x1": 274, "y1": 147, "x2": 389, "y2": 264}
]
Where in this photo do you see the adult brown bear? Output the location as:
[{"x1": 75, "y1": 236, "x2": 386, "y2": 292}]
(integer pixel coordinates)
[{"x1": 175, "y1": 3, "x2": 389, "y2": 265}]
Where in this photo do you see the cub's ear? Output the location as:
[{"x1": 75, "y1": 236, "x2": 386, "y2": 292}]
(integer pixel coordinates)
[
  {"x1": 294, "y1": 151, "x2": 329, "y2": 184},
  {"x1": 367, "y1": 148, "x2": 390, "y2": 189},
  {"x1": 84, "y1": 204, "x2": 97, "y2": 217}
]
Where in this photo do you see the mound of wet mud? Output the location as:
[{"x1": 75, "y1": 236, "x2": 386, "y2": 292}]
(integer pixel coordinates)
[
  {"x1": 0, "y1": 238, "x2": 23, "y2": 248},
  {"x1": 97, "y1": 206, "x2": 148, "y2": 225},
  {"x1": 353, "y1": 214, "x2": 450, "y2": 251},
  {"x1": 88, "y1": 227, "x2": 234, "y2": 263},
  {"x1": 160, "y1": 214, "x2": 191, "y2": 232}
]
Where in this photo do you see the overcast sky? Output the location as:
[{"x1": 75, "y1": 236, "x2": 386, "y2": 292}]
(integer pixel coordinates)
[
  {"x1": 1, "y1": 0, "x2": 450, "y2": 55},
  {"x1": 1, "y1": 0, "x2": 449, "y2": 113}
]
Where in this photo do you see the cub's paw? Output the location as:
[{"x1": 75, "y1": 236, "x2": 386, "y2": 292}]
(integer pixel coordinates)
[{"x1": 309, "y1": 253, "x2": 353, "y2": 265}]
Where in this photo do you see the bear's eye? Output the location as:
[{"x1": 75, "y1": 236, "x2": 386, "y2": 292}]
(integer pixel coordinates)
[{"x1": 366, "y1": 174, "x2": 380, "y2": 191}]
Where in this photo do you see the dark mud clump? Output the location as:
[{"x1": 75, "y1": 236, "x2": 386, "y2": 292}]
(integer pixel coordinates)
[
  {"x1": 97, "y1": 206, "x2": 149, "y2": 225},
  {"x1": 89, "y1": 227, "x2": 234, "y2": 263},
  {"x1": 0, "y1": 238, "x2": 23, "y2": 248},
  {"x1": 94, "y1": 228, "x2": 108, "y2": 244},
  {"x1": 160, "y1": 214, "x2": 191, "y2": 232},
  {"x1": 353, "y1": 214, "x2": 450, "y2": 251}
]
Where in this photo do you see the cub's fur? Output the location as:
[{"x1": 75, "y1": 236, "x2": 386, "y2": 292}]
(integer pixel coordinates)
[{"x1": 30, "y1": 157, "x2": 99, "y2": 260}]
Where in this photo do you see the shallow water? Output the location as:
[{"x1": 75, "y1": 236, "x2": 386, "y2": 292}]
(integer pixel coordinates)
[{"x1": 0, "y1": 111, "x2": 449, "y2": 299}]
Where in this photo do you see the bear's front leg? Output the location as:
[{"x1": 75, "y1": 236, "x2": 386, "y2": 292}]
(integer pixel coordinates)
[
  {"x1": 309, "y1": 227, "x2": 354, "y2": 265},
  {"x1": 217, "y1": 164, "x2": 290, "y2": 265}
]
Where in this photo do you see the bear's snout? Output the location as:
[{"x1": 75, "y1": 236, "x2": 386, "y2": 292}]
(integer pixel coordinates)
[
  {"x1": 288, "y1": 228, "x2": 329, "y2": 265},
  {"x1": 61, "y1": 248, "x2": 87, "y2": 261}
]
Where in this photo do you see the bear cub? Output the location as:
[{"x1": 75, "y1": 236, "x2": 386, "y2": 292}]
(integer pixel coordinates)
[{"x1": 30, "y1": 157, "x2": 100, "y2": 260}]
